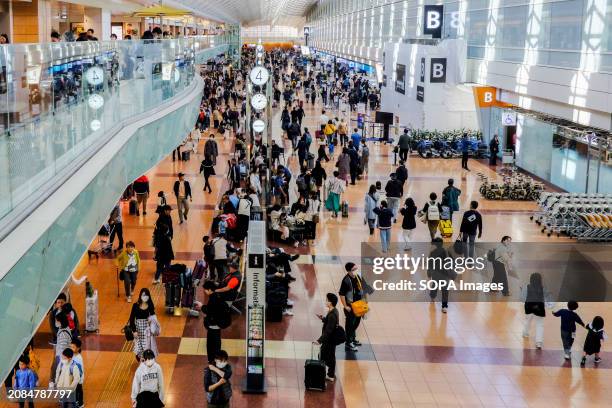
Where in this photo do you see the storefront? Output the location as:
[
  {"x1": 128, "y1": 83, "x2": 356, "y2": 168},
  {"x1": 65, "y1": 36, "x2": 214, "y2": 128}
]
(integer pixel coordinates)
[{"x1": 478, "y1": 96, "x2": 611, "y2": 193}]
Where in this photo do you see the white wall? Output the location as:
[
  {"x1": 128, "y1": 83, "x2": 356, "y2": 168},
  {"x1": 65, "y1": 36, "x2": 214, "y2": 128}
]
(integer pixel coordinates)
[
  {"x1": 467, "y1": 59, "x2": 612, "y2": 130},
  {"x1": 380, "y1": 40, "x2": 478, "y2": 131}
]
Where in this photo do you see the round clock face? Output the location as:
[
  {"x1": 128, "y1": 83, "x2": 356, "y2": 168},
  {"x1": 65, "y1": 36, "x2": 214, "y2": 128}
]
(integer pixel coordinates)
[
  {"x1": 256, "y1": 44, "x2": 264, "y2": 52},
  {"x1": 90, "y1": 119, "x2": 102, "y2": 131},
  {"x1": 249, "y1": 66, "x2": 269, "y2": 86},
  {"x1": 85, "y1": 67, "x2": 104, "y2": 86},
  {"x1": 252, "y1": 119, "x2": 266, "y2": 133},
  {"x1": 250, "y1": 93, "x2": 267, "y2": 110},
  {"x1": 88, "y1": 94, "x2": 104, "y2": 110}
]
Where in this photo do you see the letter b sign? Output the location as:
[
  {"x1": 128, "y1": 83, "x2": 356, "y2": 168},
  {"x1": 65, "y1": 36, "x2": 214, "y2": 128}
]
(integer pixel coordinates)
[
  {"x1": 429, "y1": 58, "x2": 447, "y2": 83},
  {"x1": 423, "y1": 5, "x2": 444, "y2": 39}
]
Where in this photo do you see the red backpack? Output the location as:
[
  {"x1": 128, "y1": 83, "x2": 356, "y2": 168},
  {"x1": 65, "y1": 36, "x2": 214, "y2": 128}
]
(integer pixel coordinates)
[{"x1": 224, "y1": 213, "x2": 237, "y2": 229}]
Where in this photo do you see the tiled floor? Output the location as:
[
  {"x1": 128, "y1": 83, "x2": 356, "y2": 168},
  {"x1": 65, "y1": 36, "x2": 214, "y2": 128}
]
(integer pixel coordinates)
[{"x1": 5, "y1": 79, "x2": 612, "y2": 408}]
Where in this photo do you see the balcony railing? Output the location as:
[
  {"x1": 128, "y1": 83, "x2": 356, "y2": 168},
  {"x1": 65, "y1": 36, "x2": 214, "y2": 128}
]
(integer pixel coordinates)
[{"x1": 0, "y1": 35, "x2": 229, "y2": 228}]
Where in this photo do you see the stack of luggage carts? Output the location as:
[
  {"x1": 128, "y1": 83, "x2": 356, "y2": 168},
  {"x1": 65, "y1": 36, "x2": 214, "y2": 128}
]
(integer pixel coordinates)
[
  {"x1": 531, "y1": 192, "x2": 612, "y2": 241},
  {"x1": 163, "y1": 260, "x2": 208, "y2": 316}
]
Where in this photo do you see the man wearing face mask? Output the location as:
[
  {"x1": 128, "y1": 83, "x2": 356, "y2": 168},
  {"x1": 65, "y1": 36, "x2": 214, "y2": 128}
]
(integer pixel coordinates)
[
  {"x1": 131, "y1": 349, "x2": 164, "y2": 408},
  {"x1": 338, "y1": 262, "x2": 373, "y2": 351},
  {"x1": 200, "y1": 281, "x2": 231, "y2": 364},
  {"x1": 204, "y1": 350, "x2": 233, "y2": 407},
  {"x1": 314, "y1": 293, "x2": 340, "y2": 382}
]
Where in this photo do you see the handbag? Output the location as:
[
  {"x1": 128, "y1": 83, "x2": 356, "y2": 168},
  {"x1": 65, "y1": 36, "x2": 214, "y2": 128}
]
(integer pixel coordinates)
[
  {"x1": 351, "y1": 299, "x2": 369, "y2": 317},
  {"x1": 119, "y1": 269, "x2": 125, "y2": 281},
  {"x1": 332, "y1": 325, "x2": 347, "y2": 346},
  {"x1": 453, "y1": 233, "x2": 465, "y2": 254},
  {"x1": 122, "y1": 324, "x2": 134, "y2": 341},
  {"x1": 312, "y1": 213, "x2": 320, "y2": 224}
]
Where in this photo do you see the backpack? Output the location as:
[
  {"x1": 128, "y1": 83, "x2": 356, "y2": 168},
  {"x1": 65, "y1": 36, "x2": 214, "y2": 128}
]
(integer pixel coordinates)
[
  {"x1": 427, "y1": 202, "x2": 440, "y2": 221},
  {"x1": 224, "y1": 213, "x2": 237, "y2": 229},
  {"x1": 204, "y1": 242, "x2": 215, "y2": 260},
  {"x1": 305, "y1": 133, "x2": 312, "y2": 145},
  {"x1": 296, "y1": 175, "x2": 307, "y2": 191},
  {"x1": 332, "y1": 325, "x2": 347, "y2": 346}
]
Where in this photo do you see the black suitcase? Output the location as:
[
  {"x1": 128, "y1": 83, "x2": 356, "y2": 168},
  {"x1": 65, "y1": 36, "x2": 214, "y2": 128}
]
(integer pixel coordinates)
[
  {"x1": 182, "y1": 151, "x2": 190, "y2": 161},
  {"x1": 164, "y1": 283, "x2": 180, "y2": 314},
  {"x1": 304, "y1": 345, "x2": 326, "y2": 391},
  {"x1": 129, "y1": 199, "x2": 138, "y2": 215},
  {"x1": 341, "y1": 200, "x2": 349, "y2": 218}
]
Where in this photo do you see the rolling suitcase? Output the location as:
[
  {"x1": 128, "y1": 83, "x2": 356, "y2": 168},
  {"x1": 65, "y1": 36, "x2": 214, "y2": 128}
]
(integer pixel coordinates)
[
  {"x1": 341, "y1": 201, "x2": 349, "y2": 218},
  {"x1": 129, "y1": 199, "x2": 138, "y2": 215},
  {"x1": 164, "y1": 283, "x2": 178, "y2": 314},
  {"x1": 181, "y1": 285, "x2": 195, "y2": 308},
  {"x1": 439, "y1": 219, "x2": 453, "y2": 238},
  {"x1": 304, "y1": 345, "x2": 326, "y2": 391}
]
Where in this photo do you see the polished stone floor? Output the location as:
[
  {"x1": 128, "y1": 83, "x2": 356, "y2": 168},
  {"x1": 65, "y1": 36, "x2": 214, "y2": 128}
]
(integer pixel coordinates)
[{"x1": 5, "y1": 84, "x2": 612, "y2": 408}]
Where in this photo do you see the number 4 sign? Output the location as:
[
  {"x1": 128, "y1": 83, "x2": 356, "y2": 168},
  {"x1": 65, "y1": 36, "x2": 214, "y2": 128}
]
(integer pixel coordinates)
[{"x1": 249, "y1": 67, "x2": 269, "y2": 86}]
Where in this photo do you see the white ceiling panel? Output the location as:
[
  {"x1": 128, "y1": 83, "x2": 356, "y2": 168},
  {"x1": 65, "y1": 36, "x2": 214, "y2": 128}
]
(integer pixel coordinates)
[{"x1": 165, "y1": 0, "x2": 317, "y2": 25}]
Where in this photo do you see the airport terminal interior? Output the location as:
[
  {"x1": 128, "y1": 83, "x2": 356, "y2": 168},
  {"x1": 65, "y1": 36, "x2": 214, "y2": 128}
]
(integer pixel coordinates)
[{"x1": 0, "y1": 0, "x2": 612, "y2": 407}]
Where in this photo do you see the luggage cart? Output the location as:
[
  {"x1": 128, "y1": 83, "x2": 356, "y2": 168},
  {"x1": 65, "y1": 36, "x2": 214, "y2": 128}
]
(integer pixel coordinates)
[{"x1": 87, "y1": 223, "x2": 115, "y2": 261}]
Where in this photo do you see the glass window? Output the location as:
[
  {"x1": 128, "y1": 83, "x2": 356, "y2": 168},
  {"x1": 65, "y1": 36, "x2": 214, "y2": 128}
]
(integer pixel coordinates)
[
  {"x1": 549, "y1": 0, "x2": 583, "y2": 50},
  {"x1": 499, "y1": 6, "x2": 528, "y2": 47},
  {"x1": 466, "y1": 9, "x2": 488, "y2": 46}
]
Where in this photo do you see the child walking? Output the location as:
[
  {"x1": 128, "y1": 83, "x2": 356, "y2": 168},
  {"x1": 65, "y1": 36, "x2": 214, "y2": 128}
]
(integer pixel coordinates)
[
  {"x1": 581, "y1": 316, "x2": 606, "y2": 366},
  {"x1": 552, "y1": 301, "x2": 585, "y2": 360},
  {"x1": 71, "y1": 339, "x2": 84, "y2": 408}
]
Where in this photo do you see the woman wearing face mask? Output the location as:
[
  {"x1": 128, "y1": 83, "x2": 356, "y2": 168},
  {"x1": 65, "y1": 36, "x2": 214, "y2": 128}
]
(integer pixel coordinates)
[
  {"x1": 492, "y1": 235, "x2": 513, "y2": 296},
  {"x1": 131, "y1": 349, "x2": 164, "y2": 407},
  {"x1": 314, "y1": 293, "x2": 340, "y2": 382},
  {"x1": 204, "y1": 350, "x2": 233, "y2": 407},
  {"x1": 129, "y1": 289, "x2": 160, "y2": 362},
  {"x1": 49, "y1": 312, "x2": 72, "y2": 386}
]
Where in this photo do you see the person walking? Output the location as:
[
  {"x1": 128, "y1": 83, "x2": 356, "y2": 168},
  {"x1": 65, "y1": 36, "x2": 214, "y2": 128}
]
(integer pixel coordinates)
[
  {"x1": 399, "y1": 198, "x2": 417, "y2": 251},
  {"x1": 397, "y1": 129, "x2": 411, "y2": 161},
  {"x1": 336, "y1": 148, "x2": 350, "y2": 185},
  {"x1": 108, "y1": 203, "x2": 124, "y2": 251},
  {"x1": 129, "y1": 289, "x2": 160, "y2": 360},
  {"x1": 204, "y1": 350, "x2": 233, "y2": 408},
  {"x1": 54, "y1": 348, "x2": 80, "y2": 408},
  {"x1": 491, "y1": 236, "x2": 512, "y2": 296},
  {"x1": 364, "y1": 185, "x2": 378, "y2": 235},
  {"x1": 384, "y1": 173, "x2": 403, "y2": 223},
  {"x1": 459, "y1": 201, "x2": 482, "y2": 258},
  {"x1": 173, "y1": 173, "x2": 192, "y2": 224},
  {"x1": 420, "y1": 193, "x2": 442, "y2": 241},
  {"x1": 522, "y1": 272, "x2": 546, "y2": 349},
  {"x1": 315, "y1": 293, "x2": 340, "y2": 382},
  {"x1": 131, "y1": 349, "x2": 164, "y2": 408},
  {"x1": 116, "y1": 241, "x2": 141, "y2": 303},
  {"x1": 441, "y1": 178, "x2": 461, "y2": 220},
  {"x1": 204, "y1": 134, "x2": 219, "y2": 165},
  {"x1": 373, "y1": 201, "x2": 394, "y2": 253},
  {"x1": 395, "y1": 160, "x2": 408, "y2": 188},
  {"x1": 461, "y1": 133, "x2": 470, "y2": 170},
  {"x1": 133, "y1": 175, "x2": 150, "y2": 216},
  {"x1": 200, "y1": 154, "x2": 215, "y2": 194},
  {"x1": 489, "y1": 134, "x2": 500, "y2": 165},
  {"x1": 553, "y1": 301, "x2": 585, "y2": 360},
  {"x1": 339, "y1": 263, "x2": 372, "y2": 352},
  {"x1": 49, "y1": 313, "x2": 72, "y2": 386},
  {"x1": 324, "y1": 171, "x2": 345, "y2": 218},
  {"x1": 428, "y1": 238, "x2": 455, "y2": 313}
]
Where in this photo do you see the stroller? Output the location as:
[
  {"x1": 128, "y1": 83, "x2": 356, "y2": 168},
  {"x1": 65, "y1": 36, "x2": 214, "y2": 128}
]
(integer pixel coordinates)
[{"x1": 88, "y1": 223, "x2": 115, "y2": 260}]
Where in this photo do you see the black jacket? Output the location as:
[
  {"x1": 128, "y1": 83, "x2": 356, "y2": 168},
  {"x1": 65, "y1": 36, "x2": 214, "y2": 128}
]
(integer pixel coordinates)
[
  {"x1": 156, "y1": 213, "x2": 173, "y2": 239},
  {"x1": 395, "y1": 165, "x2": 408, "y2": 184},
  {"x1": 133, "y1": 180, "x2": 150, "y2": 194},
  {"x1": 203, "y1": 292, "x2": 230, "y2": 329},
  {"x1": 460, "y1": 210, "x2": 482, "y2": 236},
  {"x1": 173, "y1": 180, "x2": 192, "y2": 198},
  {"x1": 373, "y1": 207, "x2": 394, "y2": 228},
  {"x1": 318, "y1": 308, "x2": 339, "y2": 345},
  {"x1": 385, "y1": 179, "x2": 403, "y2": 198},
  {"x1": 400, "y1": 206, "x2": 417, "y2": 230}
]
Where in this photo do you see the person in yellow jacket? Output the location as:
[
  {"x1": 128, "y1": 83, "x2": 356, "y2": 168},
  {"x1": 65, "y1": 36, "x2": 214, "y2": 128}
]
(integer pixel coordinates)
[{"x1": 116, "y1": 241, "x2": 141, "y2": 302}]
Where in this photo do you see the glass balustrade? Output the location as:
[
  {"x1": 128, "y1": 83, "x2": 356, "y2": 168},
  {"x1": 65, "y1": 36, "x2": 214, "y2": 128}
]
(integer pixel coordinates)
[{"x1": 0, "y1": 35, "x2": 229, "y2": 223}]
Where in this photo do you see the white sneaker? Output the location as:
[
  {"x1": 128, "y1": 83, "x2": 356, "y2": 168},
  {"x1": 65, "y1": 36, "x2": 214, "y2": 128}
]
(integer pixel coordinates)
[
  {"x1": 282, "y1": 309, "x2": 294, "y2": 316},
  {"x1": 564, "y1": 353, "x2": 571, "y2": 360},
  {"x1": 441, "y1": 307, "x2": 448, "y2": 313},
  {"x1": 127, "y1": 296, "x2": 132, "y2": 303},
  {"x1": 325, "y1": 376, "x2": 335, "y2": 382},
  {"x1": 152, "y1": 279, "x2": 160, "y2": 284},
  {"x1": 286, "y1": 299, "x2": 294, "y2": 306},
  {"x1": 536, "y1": 342, "x2": 543, "y2": 349}
]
